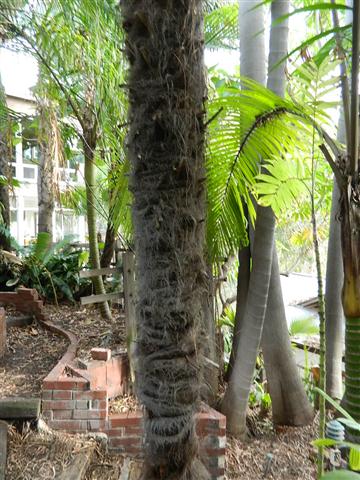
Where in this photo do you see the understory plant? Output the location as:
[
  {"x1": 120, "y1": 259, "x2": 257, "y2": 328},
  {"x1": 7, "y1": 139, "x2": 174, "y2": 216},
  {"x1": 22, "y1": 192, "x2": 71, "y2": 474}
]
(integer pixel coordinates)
[
  {"x1": 1, "y1": 232, "x2": 90, "y2": 302},
  {"x1": 314, "y1": 389, "x2": 360, "y2": 479}
]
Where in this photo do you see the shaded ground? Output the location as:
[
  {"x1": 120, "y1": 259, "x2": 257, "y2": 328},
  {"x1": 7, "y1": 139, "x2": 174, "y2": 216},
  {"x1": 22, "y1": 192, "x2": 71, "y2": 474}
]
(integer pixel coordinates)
[
  {"x1": 226, "y1": 415, "x2": 318, "y2": 479},
  {"x1": 2, "y1": 302, "x2": 318, "y2": 479},
  {"x1": 6, "y1": 418, "x2": 318, "y2": 480},
  {"x1": 0, "y1": 303, "x2": 126, "y2": 399},
  {"x1": 0, "y1": 317, "x2": 66, "y2": 398},
  {"x1": 7, "y1": 426, "x2": 95, "y2": 479},
  {"x1": 45, "y1": 303, "x2": 126, "y2": 360}
]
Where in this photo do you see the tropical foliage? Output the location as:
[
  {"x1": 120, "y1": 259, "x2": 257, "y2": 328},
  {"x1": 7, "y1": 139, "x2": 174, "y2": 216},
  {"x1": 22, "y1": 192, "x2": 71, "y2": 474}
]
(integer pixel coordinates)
[{"x1": 0, "y1": 232, "x2": 90, "y2": 302}]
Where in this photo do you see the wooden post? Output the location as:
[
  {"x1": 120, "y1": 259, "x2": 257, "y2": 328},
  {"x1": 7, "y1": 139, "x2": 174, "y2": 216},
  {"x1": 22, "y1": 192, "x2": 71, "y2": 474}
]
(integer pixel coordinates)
[
  {"x1": 0, "y1": 309, "x2": 5, "y2": 359},
  {"x1": 123, "y1": 252, "x2": 136, "y2": 382}
]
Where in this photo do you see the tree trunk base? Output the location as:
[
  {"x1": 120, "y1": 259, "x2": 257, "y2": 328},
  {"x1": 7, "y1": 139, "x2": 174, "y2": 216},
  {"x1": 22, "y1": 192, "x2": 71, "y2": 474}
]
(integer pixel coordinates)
[{"x1": 140, "y1": 458, "x2": 210, "y2": 480}]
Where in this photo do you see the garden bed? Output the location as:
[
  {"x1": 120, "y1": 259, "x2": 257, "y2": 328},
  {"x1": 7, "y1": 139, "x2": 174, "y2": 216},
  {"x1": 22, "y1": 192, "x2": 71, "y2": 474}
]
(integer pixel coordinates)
[
  {"x1": 0, "y1": 301, "x2": 126, "y2": 399},
  {"x1": 226, "y1": 413, "x2": 318, "y2": 479},
  {"x1": 45, "y1": 303, "x2": 126, "y2": 360},
  {"x1": 0, "y1": 314, "x2": 67, "y2": 398}
]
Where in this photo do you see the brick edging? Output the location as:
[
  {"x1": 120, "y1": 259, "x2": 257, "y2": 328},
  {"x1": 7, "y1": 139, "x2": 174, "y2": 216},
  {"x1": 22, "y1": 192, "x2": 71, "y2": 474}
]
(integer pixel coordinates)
[
  {"x1": 0, "y1": 287, "x2": 78, "y2": 369},
  {"x1": 0, "y1": 288, "x2": 226, "y2": 479}
]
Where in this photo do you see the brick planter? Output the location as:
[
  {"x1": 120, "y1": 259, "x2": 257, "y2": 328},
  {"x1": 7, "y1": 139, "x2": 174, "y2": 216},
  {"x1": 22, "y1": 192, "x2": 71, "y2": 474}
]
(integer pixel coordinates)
[
  {"x1": 42, "y1": 348, "x2": 226, "y2": 479},
  {"x1": 0, "y1": 288, "x2": 226, "y2": 479}
]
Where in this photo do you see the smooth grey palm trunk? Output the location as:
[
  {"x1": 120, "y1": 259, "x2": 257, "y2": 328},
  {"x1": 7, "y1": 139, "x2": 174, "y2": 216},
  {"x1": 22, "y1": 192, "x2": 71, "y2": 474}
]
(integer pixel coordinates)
[
  {"x1": 260, "y1": 0, "x2": 313, "y2": 426},
  {"x1": 325, "y1": 180, "x2": 344, "y2": 399},
  {"x1": 222, "y1": 205, "x2": 275, "y2": 437},
  {"x1": 223, "y1": 0, "x2": 312, "y2": 436},
  {"x1": 122, "y1": 1, "x2": 209, "y2": 478},
  {"x1": 262, "y1": 250, "x2": 313, "y2": 425},
  {"x1": 324, "y1": 73, "x2": 347, "y2": 401}
]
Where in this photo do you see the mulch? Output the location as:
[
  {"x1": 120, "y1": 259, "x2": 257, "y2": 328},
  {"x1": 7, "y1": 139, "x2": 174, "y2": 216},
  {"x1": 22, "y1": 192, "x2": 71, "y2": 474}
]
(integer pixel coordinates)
[
  {"x1": 226, "y1": 414, "x2": 318, "y2": 479},
  {"x1": 1, "y1": 302, "x2": 319, "y2": 479},
  {"x1": 7, "y1": 425, "x2": 96, "y2": 479},
  {"x1": 0, "y1": 315, "x2": 67, "y2": 399},
  {"x1": 0, "y1": 303, "x2": 126, "y2": 399}
]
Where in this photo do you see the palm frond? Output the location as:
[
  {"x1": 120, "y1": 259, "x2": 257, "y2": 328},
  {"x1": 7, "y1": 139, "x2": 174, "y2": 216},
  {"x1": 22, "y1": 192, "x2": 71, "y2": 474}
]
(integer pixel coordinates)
[
  {"x1": 206, "y1": 76, "x2": 312, "y2": 259},
  {"x1": 205, "y1": 2, "x2": 239, "y2": 50}
]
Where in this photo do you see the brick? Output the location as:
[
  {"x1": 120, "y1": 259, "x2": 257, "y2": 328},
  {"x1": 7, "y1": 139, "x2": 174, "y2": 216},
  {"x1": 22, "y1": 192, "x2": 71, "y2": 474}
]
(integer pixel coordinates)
[
  {"x1": 73, "y1": 409, "x2": 107, "y2": 420},
  {"x1": 53, "y1": 390, "x2": 72, "y2": 400},
  {"x1": 74, "y1": 390, "x2": 107, "y2": 400},
  {"x1": 42, "y1": 400, "x2": 75, "y2": 410},
  {"x1": 204, "y1": 448, "x2": 226, "y2": 457},
  {"x1": 43, "y1": 379, "x2": 89, "y2": 391},
  {"x1": 91, "y1": 348, "x2": 111, "y2": 361},
  {"x1": 109, "y1": 412, "x2": 142, "y2": 428},
  {"x1": 124, "y1": 426, "x2": 144, "y2": 435},
  {"x1": 208, "y1": 467, "x2": 225, "y2": 478},
  {"x1": 90, "y1": 400, "x2": 107, "y2": 410},
  {"x1": 109, "y1": 437, "x2": 141, "y2": 447},
  {"x1": 53, "y1": 410, "x2": 73, "y2": 420},
  {"x1": 218, "y1": 416, "x2": 226, "y2": 429},
  {"x1": 202, "y1": 456, "x2": 219, "y2": 468},
  {"x1": 201, "y1": 435, "x2": 226, "y2": 450},
  {"x1": 202, "y1": 435, "x2": 220, "y2": 449},
  {"x1": 108, "y1": 445, "x2": 142, "y2": 455},
  {"x1": 88, "y1": 420, "x2": 107, "y2": 431},
  {"x1": 41, "y1": 390, "x2": 53, "y2": 400},
  {"x1": 107, "y1": 428, "x2": 125, "y2": 437},
  {"x1": 76, "y1": 400, "x2": 89, "y2": 409}
]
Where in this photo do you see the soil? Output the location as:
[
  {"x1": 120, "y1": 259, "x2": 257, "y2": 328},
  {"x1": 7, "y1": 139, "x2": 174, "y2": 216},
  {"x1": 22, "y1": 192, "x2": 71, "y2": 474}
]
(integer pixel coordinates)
[
  {"x1": 0, "y1": 313, "x2": 67, "y2": 398},
  {"x1": 45, "y1": 303, "x2": 126, "y2": 361},
  {"x1": 0, "y1": 303, "x2": 126, "y2": 399},
  {"x1": 2, "y1": 302, "x2": 319, "y2": 479},
  {"x1": 5, "y1": 417, "x2": 319, "y2": 480},
  {"x1": 226, "y1": 414, "x2": 318, "y2": 479}
]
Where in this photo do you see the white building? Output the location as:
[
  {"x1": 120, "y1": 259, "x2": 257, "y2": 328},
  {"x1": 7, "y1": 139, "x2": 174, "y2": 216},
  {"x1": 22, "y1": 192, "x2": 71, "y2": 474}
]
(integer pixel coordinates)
[{"x1": 5, "y1": 92, "x2": 86, "y2": 245}]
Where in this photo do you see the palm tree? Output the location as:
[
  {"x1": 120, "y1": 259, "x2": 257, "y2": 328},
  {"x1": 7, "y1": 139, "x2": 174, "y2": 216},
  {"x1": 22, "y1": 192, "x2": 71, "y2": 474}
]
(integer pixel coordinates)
[
  {"x1": 7, "y1": 0, "x2": 128, "y2": 318},
  {"x1": 324, "y1": 0, "x2": 352, "y2": 402},
  {"x1": 221, "y1": 0, "x2": 269, "y2": 438},
  {"x1": 221, "y1": 0, "x2": 312, "y2": 437},
  {"x1": 0, "y1": 75, "x2": 11, "y2": 251},
  {"x1": 121, "y1": 0, "x2": 210, "y2": 477},
  {"x1": 325, "y1": 171, "x2": 344, "y2": 402},
  {"x1": 36, "y1": 86, "x2": 57, "y2": 241},
  {"x1": 260, "y1": 0, "x2": 313, "y2": 427}
]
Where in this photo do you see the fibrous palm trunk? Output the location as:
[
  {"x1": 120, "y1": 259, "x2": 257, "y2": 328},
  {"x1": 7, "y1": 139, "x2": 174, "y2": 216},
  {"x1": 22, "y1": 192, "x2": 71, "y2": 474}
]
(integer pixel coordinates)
[
  {"x1": 122, "y1": 1, "x2": 209, "y2": 478},
  {"x1": 0, "y1": 74, "x2": 11, "y2": 251},
  {"x1": 260, "y1": 0, "x2": 313, "y2": 426}
]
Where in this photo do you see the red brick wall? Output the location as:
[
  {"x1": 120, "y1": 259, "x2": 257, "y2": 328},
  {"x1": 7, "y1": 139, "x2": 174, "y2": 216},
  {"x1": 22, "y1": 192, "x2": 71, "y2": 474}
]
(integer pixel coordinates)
[
  {"x1": 0, "y1": 307, "x2": 5, "y2": 358},
  {"x1": 42, "y1": 350, "x2": 226, "y2": 480},
  {"x1": 0, "y1": 289, "x2": 225, "y2": 479}
]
